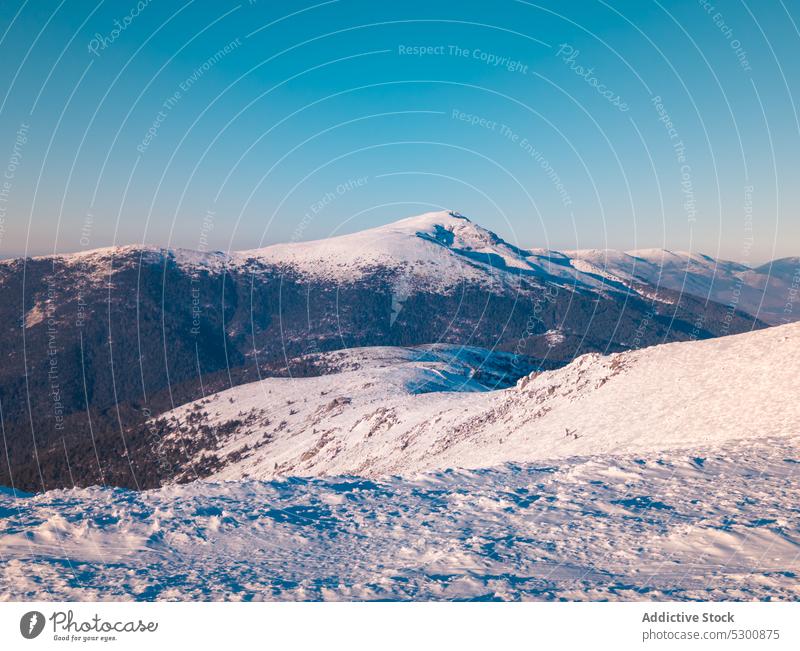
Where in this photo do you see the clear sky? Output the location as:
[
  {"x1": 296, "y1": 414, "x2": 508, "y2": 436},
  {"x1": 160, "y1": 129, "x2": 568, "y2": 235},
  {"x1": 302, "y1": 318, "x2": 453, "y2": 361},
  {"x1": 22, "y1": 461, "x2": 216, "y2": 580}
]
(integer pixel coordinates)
[{"x1": 0, "y1": 0, "x2": 797, "y2": 263}]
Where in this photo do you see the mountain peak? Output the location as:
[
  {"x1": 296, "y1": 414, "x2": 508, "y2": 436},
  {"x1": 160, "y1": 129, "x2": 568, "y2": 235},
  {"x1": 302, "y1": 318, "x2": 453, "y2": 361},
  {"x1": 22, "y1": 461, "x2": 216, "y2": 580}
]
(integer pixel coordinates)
[
  {"x1": 387, "y1": 209, "x2": 469, "y2": 225},
  {"x1": 237, "y1": 209, "x2": 532, "y2": 283},
  {"x1": 361, "y1": 209, "x2": 475, "y2": 236},
  {"x1": 361, "y1": 210, "x2": 480, "y2": 239}
]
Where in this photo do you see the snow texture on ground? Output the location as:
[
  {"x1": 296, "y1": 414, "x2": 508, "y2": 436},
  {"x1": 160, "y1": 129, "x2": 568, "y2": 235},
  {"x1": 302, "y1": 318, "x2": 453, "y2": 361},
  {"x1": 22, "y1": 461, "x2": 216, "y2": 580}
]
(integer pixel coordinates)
[{"x1": 1, "y1": 436, "x2": 798, "y2": 601}]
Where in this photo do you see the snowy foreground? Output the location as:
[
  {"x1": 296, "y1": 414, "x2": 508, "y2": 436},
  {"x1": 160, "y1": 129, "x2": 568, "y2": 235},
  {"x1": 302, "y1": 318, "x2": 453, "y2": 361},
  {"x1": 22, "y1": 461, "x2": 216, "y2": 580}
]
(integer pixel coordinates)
[
  {"x1": 2, "y1": 323, "x2": 798, "y2": 601},
  {"x1": 1, "y1": 435, "x2": 799, "y2": 601}
]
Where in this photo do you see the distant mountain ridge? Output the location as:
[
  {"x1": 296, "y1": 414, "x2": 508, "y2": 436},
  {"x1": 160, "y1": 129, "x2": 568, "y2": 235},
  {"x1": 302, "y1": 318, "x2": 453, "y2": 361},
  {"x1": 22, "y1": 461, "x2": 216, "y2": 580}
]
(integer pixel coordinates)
[
  {"x1": 565, "y1": 247, "x2": 798, "y2": 325},
  {"x1": 0, "y1": 209, "x2": 775, "y2": 491},
  {"x1": 9, "y1": 209, "x2": 794, "y2": 324}
]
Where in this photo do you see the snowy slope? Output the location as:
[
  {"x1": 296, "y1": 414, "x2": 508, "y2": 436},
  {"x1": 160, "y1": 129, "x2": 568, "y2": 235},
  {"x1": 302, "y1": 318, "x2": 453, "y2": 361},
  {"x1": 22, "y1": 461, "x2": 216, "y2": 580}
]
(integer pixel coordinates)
[
  {"x1": 281, "y1": 344, "x2": 542, "y2": 388},
  {"x1": 2, "y1": 436, "x2": 798, "y2": 600},
  {"x1": 153, "y1": 322, "x2": 800, "y2": 482}
]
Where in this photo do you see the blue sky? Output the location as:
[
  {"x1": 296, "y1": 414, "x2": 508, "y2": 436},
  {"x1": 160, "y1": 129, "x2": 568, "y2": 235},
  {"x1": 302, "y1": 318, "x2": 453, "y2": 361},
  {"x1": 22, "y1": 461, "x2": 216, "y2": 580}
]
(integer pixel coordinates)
[{"x1": 0, "y1": 0, "x2": 797, "y2": 262}]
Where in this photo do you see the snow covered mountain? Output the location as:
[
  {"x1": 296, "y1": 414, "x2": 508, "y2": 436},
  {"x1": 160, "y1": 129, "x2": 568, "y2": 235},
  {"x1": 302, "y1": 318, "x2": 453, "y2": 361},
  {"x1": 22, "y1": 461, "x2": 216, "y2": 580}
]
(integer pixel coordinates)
[
  {"x1": 238, "y1": 210, "x2": 593, "y2": 291},
  {"x1": 238, "y1": 211, "x2": 799, "y2": 326},
  {"x1": 153, "y1": 321, "x2": 800, "y2": 483},
  {"x1": 15, "y1": 210, "x2": 791, "y2": 320},
  {"x1": 2, "y1": 218, "x2": 797, "y2": 600},
  {"x1": 0, "y1": 209, "x2": 779, "y2": 491},
  {"x1": 235, "y1": 210, "x2": 797, "y2": 325}
]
